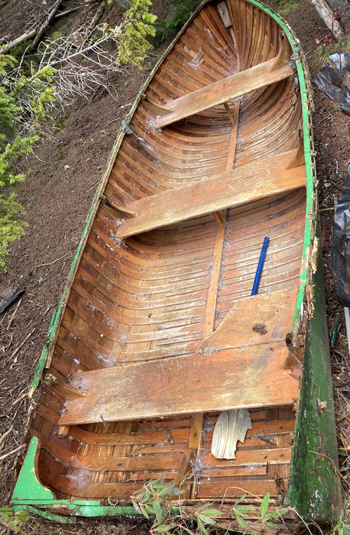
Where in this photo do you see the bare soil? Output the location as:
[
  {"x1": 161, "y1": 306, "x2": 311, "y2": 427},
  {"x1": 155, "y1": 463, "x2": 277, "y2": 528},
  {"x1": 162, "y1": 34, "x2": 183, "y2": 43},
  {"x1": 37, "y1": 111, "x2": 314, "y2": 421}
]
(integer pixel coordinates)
[{"x1": 0, "y1": 0, "x2": 350, "y2": 533}]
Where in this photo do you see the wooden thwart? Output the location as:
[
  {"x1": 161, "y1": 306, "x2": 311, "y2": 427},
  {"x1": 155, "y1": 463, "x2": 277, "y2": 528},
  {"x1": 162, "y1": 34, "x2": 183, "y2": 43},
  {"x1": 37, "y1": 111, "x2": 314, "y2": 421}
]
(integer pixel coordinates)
[
  {"x1": 116, "y1": 149, "x2": 306, "y2": 239},
  {"x1": 153, "y1": 56, "x2": 293, "y2": 129},
  {"x1": 59, "y1": 340, "x2": 300, "y2": 426}
]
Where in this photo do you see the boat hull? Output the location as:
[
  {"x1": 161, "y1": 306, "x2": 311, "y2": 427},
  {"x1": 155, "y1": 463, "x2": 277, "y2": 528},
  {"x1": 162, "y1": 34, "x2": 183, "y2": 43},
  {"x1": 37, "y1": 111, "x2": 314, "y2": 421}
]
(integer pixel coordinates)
[{"x1": 13, "y1": 0, "x2": 342, "y2": 526}]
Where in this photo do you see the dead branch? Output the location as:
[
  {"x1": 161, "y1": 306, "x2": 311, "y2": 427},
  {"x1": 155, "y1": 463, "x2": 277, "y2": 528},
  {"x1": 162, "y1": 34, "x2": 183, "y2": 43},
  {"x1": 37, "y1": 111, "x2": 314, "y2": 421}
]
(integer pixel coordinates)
[
  {"x1": 7, "y1": 298, "x2": 22, "y2": 331},
  {"x1": 10, "y1": 328, "x2": 35, "y2": 359},
  {"x1": 0, "y1": 444, "x2": 26, "y2": 462},
  {"x1": 33, "y1": 252, "x2": 69, "y2": 270},
  {"x1": 88, "y1": 0, "x2": 109, "y2": 34},
  {"x1": 0, "y1": 425, "x2": 14, "y2": 449},
  {"x1": 30, "y1": 0, "x2": 65, "y2": 50},
  {"x1": 0, "y1": 29, "x2": 37, "y2": 55},
  {"x1": 55, "y1": 6, "x2": 81, "y2": 19},
  {"x1": 309, "y1": 0, "x2": 344, "y2": 39}
]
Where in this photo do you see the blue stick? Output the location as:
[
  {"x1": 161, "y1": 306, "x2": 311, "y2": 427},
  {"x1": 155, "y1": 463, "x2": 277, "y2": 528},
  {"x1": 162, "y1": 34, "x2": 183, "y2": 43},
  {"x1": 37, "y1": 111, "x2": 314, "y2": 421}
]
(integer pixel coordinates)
[{"x1": 251, "y1": 237, "x2": 269, "y2": 296}]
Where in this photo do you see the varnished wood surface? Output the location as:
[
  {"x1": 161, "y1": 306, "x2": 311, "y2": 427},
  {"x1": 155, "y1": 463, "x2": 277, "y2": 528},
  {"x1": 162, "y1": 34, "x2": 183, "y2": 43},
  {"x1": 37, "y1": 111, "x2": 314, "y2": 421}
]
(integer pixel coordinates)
[
  {"x1": 154, "y1": 57, "x2": 292, "y2": 128},
  {"x1": 29, "y1": 0, "x2": 306, "y2": 504},
  {"x1": 199, "y1": 287, "x2": 298, "y2": 352},
  {"x1": 59, "y1": 341, "x2": 300, "y2": 426},
  {"x1": 117, "y1": 150, "x2": 305, "y2": 238}
]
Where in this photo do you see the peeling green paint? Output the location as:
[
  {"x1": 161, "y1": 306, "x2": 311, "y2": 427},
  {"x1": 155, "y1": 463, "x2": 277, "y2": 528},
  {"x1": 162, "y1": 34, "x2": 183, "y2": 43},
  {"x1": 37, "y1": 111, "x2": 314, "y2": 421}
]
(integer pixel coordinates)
[{"x1": 11, "y1": 505, "x2": 75, "y2": 524}]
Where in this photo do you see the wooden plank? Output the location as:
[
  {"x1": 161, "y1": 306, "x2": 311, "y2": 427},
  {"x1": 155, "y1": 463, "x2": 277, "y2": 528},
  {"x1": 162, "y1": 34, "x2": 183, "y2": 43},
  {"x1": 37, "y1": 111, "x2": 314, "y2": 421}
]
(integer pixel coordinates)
[
  {"x1": 197, "y1": 479, "x2": 288, "y2": 498},
  {"x1": 202, "y1": 447, "x2": 292, "y2": 467},
  {"x1": 199, "y1": 287, "x2": 298, "y2": 353},
  {"x1": 59, "y1": 341, "x2": 300, "y2": 426},
  {"x1": 116, "y1": 150, "x2": 306, "y2": 239},
  {"x1": 154, "y1": 57, "x2": 292, "y2": 129}
]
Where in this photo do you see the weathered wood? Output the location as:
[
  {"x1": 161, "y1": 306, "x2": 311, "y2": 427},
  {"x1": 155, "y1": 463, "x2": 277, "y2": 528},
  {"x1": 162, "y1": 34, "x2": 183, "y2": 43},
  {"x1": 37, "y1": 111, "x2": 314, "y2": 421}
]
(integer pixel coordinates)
[
  {"x1": 116, "y1": 150, "x2": 305, "y2": 238},
  {"x1": 0, "y1": 30, "x2": 37, "y2": 55},
  {"x1": 199, "y1": 287, "x2": 298, "y2": 353},
  {"x1": 153, "y1": 57, "x2": 292, "y2": 129},
  {"x1": 217, "y1": 1, "x2": 233, "y2": 27},
  {"x1": 43, "y1": 373, "x2": 88, "y2": 400},
  {"x1": 26, "y1": 0, "x2": 311, "y2": 508},
  {"x1": 309, "y1": 0, "x2": 344, "y2": 39},
  {"x1": 59, "y1": 341, "x2": 300, "y2": 426}
]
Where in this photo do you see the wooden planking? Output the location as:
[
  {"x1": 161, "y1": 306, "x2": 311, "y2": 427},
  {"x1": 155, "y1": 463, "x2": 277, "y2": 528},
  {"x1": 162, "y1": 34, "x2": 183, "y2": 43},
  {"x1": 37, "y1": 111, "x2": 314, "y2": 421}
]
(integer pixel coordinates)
[
  {"x1": 199, "y1": 287, "x2": 298, "y2": 353},
  {"x1": 202, "y1": 447, "x2": 292, "y2": 467},
  {"x1": 117, "y1": 150, "x2": 306, "y2": 238},
  {"x1": 59, "y1": 341, "x2": 300, "y2": 426},
  {"x1": 154, "y1": 57, "x2": 292, "y2": 128},
  {"x1": 197, "y1": 479, "x2": 288, "y2": 498},
  {"x1": 31, "y1": 0, "x2": 304, "y2": 502}
]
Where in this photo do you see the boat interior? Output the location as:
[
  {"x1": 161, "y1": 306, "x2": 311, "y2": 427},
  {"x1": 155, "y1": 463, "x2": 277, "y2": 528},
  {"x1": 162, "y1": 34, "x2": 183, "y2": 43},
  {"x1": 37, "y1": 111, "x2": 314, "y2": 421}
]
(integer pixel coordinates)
[{"x1": 30, "y1": 0, "x2": 307, "y2": 505}]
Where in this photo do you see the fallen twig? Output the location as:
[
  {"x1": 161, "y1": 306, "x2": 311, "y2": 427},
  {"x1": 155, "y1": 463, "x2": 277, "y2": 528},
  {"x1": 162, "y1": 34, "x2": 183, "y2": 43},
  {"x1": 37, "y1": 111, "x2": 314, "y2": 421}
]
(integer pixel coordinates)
[
  {"x1": 34, "y1": 252, "x2": 69, "y2": 270},
  {"x1": 0, "y1": 29, "x2": 37, "y2": 55},
  {"x1": 333, "y1": 348, "x2": 346, "y2": 359},
  {"x1": 55, "y1": 7, "x2": 81, "y2": 18},
  {"x1": 11, "y1": 392, "x2": 28, "y2": 407},
  {"x1": 10, "y1": 328, "x2": 35, "y2": 359},
  {"x1": 1, "y1": 333, "x2": 13, "y2": 353},
  {"x1": 0, "y1": 425, "x2": 14, "y2": 448},
  {"x1": 7, "y1": 298, "x2": 22, "y2": 331},
  {"x1": 0, "y1": 444, "x2": 26, "y2": 462}
]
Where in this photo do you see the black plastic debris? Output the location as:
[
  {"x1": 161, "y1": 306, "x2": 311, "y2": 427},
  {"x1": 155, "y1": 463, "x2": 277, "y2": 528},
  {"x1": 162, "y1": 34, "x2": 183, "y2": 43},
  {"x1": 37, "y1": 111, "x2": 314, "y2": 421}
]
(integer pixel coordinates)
[
  {"x1": 332, "y1": 167, "x2": 350, "y2": 306},
  {"x1": 314, "y1": 53, "x2": 350, "y2": 116},
  {"x1": 0, "y1": 287, "x2": 25, "y2": 314}
]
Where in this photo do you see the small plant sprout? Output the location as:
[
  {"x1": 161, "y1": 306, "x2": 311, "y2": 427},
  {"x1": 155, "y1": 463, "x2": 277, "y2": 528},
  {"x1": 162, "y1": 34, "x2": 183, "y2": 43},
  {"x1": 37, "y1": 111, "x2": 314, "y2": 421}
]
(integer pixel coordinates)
[
  {"x1": 231, "y1": 493, "x2": 289, "y2": 532},
  {"x1": 131, "y1": 474, "x2": 185, "y2": 532},
  {"x1": 194, "y1": 502, "x2": 223, "y2": 535},
  {"x1": 130, "y1": 474, "x2": 223, "y2": 535},
  {"x1": 0, "y1": 508, "x2": 30, "y2": 533},
  {"x1": 258, "y1": 493, "x2": 289, "y2": 530},
  {"x1": 333, "y1": 510, "x2": 350, "y2": 535}
]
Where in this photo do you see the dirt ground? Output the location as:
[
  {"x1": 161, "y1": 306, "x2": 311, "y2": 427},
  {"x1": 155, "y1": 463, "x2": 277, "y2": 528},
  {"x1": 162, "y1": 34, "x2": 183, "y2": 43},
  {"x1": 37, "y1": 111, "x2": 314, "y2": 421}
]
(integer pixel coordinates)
[{"x1": 0, "y1": 0, "x2": 350, "y2": 533}]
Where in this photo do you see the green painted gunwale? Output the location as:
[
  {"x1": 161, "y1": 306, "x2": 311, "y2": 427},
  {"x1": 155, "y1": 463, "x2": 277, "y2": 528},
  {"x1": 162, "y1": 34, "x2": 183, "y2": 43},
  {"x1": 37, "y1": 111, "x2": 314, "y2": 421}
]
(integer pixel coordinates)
[{"x1": 12, "y1": 0, "x2": 342, "y2": 523}]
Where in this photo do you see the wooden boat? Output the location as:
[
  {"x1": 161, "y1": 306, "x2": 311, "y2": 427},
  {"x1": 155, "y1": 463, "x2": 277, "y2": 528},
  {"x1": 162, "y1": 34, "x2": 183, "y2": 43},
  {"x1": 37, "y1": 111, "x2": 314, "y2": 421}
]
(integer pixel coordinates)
[{"x1": 13, "y1": 0, "x2": 342, "y2": 529}]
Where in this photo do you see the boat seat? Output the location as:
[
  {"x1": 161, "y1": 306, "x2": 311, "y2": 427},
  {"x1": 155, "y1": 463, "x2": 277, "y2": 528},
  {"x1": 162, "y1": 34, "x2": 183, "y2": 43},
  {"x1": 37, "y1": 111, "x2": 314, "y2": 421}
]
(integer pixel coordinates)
[
  {"x1": 153, "y1": 54, "x2": 293, "y2": 129},
  {"x1": 116, "y1": 149, "x2": 306, "y2": 239},
  {"x1": 58, "y1": 288, "x2": 301, "y2": 427}
]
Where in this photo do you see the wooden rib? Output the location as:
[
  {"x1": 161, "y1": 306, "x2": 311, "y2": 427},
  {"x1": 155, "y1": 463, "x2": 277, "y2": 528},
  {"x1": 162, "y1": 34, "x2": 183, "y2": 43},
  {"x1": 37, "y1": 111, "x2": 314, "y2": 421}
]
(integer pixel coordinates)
[
  {"x1": 116, "y1": 151, "x2": 305, "y2": 238},
  {"x1": 154, "y1": 57, "x2": 292, "y2": 129},
  {"x1": 213, "y1": 211, "x2": 224, "y2": 225},
  {"x1": 226, "y1": 102, "x2": 240, "y2": 170}
]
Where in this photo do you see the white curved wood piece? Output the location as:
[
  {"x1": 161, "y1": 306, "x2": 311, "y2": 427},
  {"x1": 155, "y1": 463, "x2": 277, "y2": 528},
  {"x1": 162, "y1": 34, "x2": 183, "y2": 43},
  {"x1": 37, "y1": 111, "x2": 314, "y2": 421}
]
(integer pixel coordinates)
[{"x1": 211, "y1": 409, "x2": 252, "y2": 459}]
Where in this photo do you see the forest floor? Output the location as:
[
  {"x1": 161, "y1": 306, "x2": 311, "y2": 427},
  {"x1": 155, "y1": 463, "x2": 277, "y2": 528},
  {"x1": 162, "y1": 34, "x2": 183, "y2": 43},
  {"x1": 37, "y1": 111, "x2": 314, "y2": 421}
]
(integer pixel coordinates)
[{"x1": 0, "y1": 0, "x2": 350, "y2": 533}]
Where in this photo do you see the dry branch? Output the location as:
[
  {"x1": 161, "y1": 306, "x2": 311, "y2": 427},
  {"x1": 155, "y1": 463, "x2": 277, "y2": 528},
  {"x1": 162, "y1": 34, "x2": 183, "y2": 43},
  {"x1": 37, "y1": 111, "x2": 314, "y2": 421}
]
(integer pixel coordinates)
[
  {"x1": 0, "y1": 444, "x2": 25, "y2": 461},
  {"x1": 30, "y1": 0, "x2": 65, "y2": 50},
  {"x1": 0, "y1": 30, "x2": 37, "y2": 55},
  {"x1": 310, "y1": 0, "x2": 344, "y2": 39},
  {"x1": 10, "y1": 328, "x2": 35, "y2": 359},
  {"x1": 55, "y1": 7, "x2": 81, "y2": 19},
  {"x1": 0, "y1": 0, "x2": 64, "y2": 55}
]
